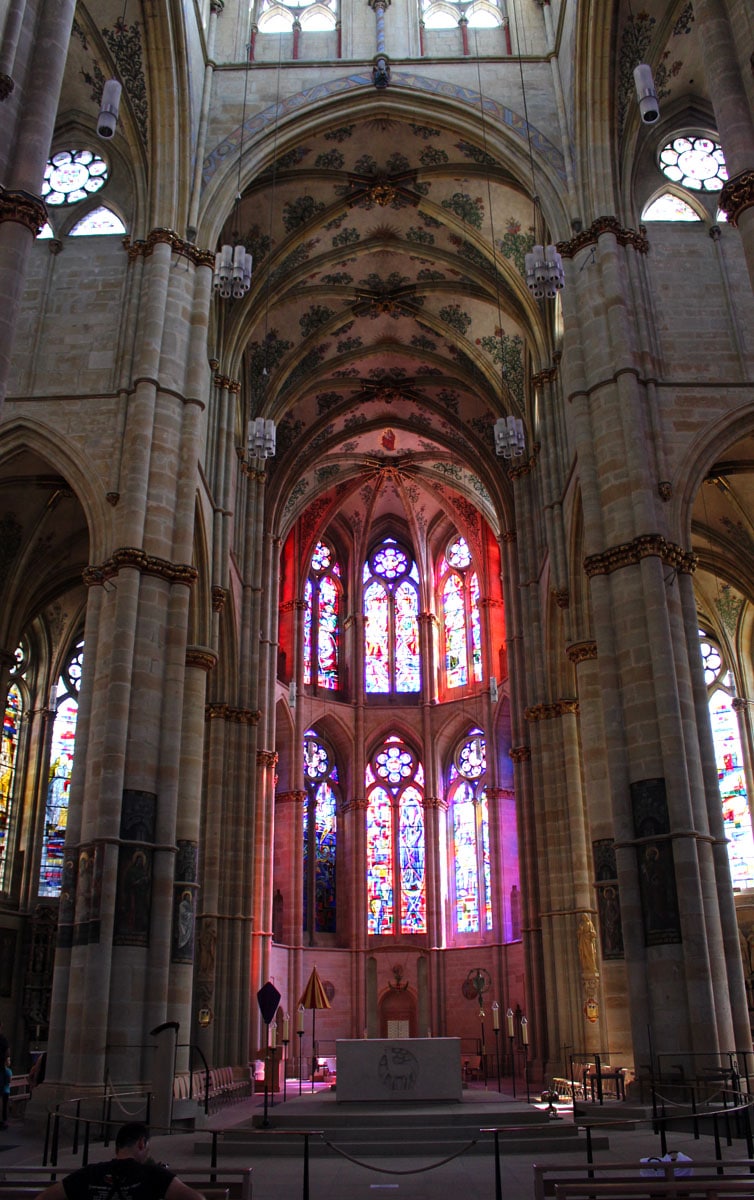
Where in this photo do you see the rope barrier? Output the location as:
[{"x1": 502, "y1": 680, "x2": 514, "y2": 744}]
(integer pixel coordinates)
[{"x1": 321, "y1": 1137, "x2": 479, "y2": 1173}]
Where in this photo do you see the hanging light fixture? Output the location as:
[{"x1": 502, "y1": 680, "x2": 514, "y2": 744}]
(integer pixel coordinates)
[
  {"x1": 247, "y1": 417, "x2": 277, "y2": 459},
  {"x1": 473, "y1": 33, "x2": 527, "y2": 463},
  {"x1": 214, "y1": 28, "x2": 254, "y2": 300},
  {"x1": 494, "y1": 415, "x2": 525, "y2": 459},
  {"x1": 510, "y1": 6, "x2": 565, "y2": 301},
  {"x1": 97, "y1": 4, "x2": 127, "y2": 140}
]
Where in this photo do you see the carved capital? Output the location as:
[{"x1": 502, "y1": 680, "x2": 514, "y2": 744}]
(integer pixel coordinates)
[
  {"x1": 423, "y1": 795, "x2": 448, "y2": 812},
  {"x1": 0, "y1": 186, "x2": 47, "y2": 235},
  {"x1": 584, "y1": 534, "x2": 696, "y2": 578},
  {"x1": 83, "y1": 547, "x2": 198, "y2": 588},
  {"x1": 508, "y1": 745, "x2": 531, "y2": 762},
  {"x1": 719, "y1": 170, "x2": 754, "y2": 227},
  {"x1": 557, "y1": 215, "x2": 649, "y2": 259},
  {"x1": 0, "y1": 74, "x2": 14, "y2": 101},
  {"x1": 343, "y1": 796, "x2": 369, "y2": 813},
  {"x1": 658, "y1": 481, "x2": 672, "y2": 502},
  {"x1": 276, "y1": 789, "x2": 306, "y2": 805},
  {"x1": 186, "y1": 646, "x2": 218, "y2": 672},
  {"x1": 566, "y1": 640, "x2": 597, "y2": 664},
  {"x1": 205, "y1": 703, "x2": 261, "y2": 725},
  {"x1": 212, "y1": 586, "x2": 227, "y2": 612},
  {"x1": 552, "y1": 587, "x2": 569, "y2": 608},
  {"x1": 502, "y1": 529, "x2": 517, "y2": 543},
  {"x1": 123, "y1": 228, "x2": 215, "y2": 268},
  {"x1": 524, "y1": 699, "x2": 579, "y2": 721},
  {"x1": 531, "y1": 366, "x2": 558, "y2": 388},
  {"x1": 257, "y1": 749, "x2": 279, "y2": 769}
]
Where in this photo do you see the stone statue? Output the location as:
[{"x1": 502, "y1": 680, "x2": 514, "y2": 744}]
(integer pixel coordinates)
[{"x1": 578, "y1": 912, "x2": 599, "y2": 977}]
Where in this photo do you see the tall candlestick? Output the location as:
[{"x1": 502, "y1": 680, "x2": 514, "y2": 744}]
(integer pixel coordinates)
[
  {"x1": 283, "y1": 1013, "x2": 290, "y2": 1042},
  {"x1": 506, "y1": 1008, "x2": 514, "y2": 1038},
  {"x1": 521, "y1": 1016, "x2": 528, "y2": 1045},
  {"x1": 492, "y1": 1002, "x2": 500, "y2": 1031},
  {"x1": 270, "y1": 1022, "x2": 277, "y2": 1049},
  {"x1": 297, "y1": 1004, "x2": 305, "y2": 1033}
]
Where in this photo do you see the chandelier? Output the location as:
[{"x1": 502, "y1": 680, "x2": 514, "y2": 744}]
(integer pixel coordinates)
[
  {"x1": 247, "y1": 417, "x2": 276, "y2": 459},
  {"x1": 524, "y1": 243, "x2": 565, "y2": 300},
  {"x1": 494, "y1": 416, "x2": 525, "y2": 459}
]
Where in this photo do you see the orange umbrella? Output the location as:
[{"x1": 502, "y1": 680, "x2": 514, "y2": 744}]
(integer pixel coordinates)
[{"x1": 298, "y1": 966, "x2": 331, "y2": 1091}]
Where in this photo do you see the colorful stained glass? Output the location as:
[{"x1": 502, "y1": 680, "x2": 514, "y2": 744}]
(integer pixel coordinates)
[
  {"x1": 394, "y1": 581, "x2": 420, "y2": 692},
  {"x1": 376, "y1": 744, "x2": 414, "y2": 784},
  {"x1": 303, "y1": 578, "x2": 313, "y2": 685},
  {"x1": 317, "y1": 574, "x2": 339, "y2": 688},
  {"x1": 447, "y1": 535, "x2": 472, "y2": 569},
  {"x1": 459, "y1": 732, "x2": 485, "y2": 778},
  {"x1": 709, "y1": 688, "x2": 754, "y2": 889},
  {"x1": 367, "y1": 786, "x2": 394, "y2": 934},
  {"x1": 453, "y1": 781, "x2": 479, "y2": 932},
  {"x1": 0, "y1": 685, "x2": 21, "y2": 891},
  {"x1": 364, "y1": 581, "x2": 390, "y2": 693},
  {"x1": 470, "y1": 572, "x2": 482, "y2": 682},
  {"x1": 303, "y1": 733, "x2": 338, "y2": 933},
  {"x1": 374, "y1": 542, "x2": 408, "y2": 579},
  {"x1": 480, "y1": 789, "x2": 492, "y2": 931},
  {"x1": 443, "y1": 574, "x2": 467, "y2": 688},
  {"x1": 305, "y1": 542, "x2": 340, "y2": 691},
  {"x1": 399, "y1": 786, "x2": 426, "y2": 932},
  {"x1": 70, "y1": 206, "x2": 126, "y2": 235},
  {"x1": 315, "y1": 781, "x2": 337, "y2": 932},
  {"x1": 39, "y1": 691, "x2": 77, "y2": 897}
]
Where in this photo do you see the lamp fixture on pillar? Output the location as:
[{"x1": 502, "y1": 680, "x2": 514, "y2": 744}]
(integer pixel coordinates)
[{"x1": 213, "y1": 27, "x2": 254, "y2": 299}]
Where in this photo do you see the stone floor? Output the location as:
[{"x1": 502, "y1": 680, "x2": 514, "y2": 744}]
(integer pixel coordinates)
[{"x1": 0, "y1": 1083, "x2": 750, "y2": 1200}]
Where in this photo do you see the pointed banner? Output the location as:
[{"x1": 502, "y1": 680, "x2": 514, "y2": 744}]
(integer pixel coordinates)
[
  {"x1": 257, "y1": 980, "x2": 281, "y2": 1024},
  {"x1": 298, "y1": 964, "x2": 331, "y2": 1010}
]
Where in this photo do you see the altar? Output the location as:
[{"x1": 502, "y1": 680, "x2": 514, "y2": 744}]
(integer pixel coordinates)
[{"x1": 335, "y1": 1037, "x2": 463, "y2": 1102}]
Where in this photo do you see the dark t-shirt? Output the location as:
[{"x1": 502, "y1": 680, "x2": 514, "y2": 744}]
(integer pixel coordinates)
[{"x1": 63, "y1": 1160, "x2": 175, "y2": 1200}]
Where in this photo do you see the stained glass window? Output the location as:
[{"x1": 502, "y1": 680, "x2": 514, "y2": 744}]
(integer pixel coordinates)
[
  {"x1": 449, "y1": 729, "x2": 492, "y2": 933},
  {"x1": 659, "y1": 135, "x2": 727, "y2": 192},
  {"x1": 700, "y1": 635, "x2": 754, "y2": 890},
  {"x1": 363, "y1": 539, "x2": 421, "y2": 695},
  {"x1": 69, "y1": 206, "x2": 126, "y2": 236},
  {"x1": 304, "y1": 540, "x2": 341, "y2": 690},
  {"x1": 42, "y1": 150, "x2": 108, "y2": 206},
  {"x1": 303, "y1": 731, "x2": 338, "y2": 933},
  {"x1": 256, "y1": 0, "x2": 337, "y2": 32},
  {"x1": 439, "y1": 535, "x2": 483, "y2": 689},
  {"x1": 39, "y1": 637, "x2": 83, "y2": 897},
  {"x1": 642, "y1": 192, "x2": 702, "y2": 222},
  {"x1": 0, "y1": 683, "x2": 22, "y2": 892},
  {"x1": 367, "y1": 738, "x2": 426, "y2": 934}
]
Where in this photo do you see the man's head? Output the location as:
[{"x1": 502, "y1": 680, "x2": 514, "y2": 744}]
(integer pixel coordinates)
[{"x1": 115, "y1": 1123, "x2": 150, "y2": 1161}]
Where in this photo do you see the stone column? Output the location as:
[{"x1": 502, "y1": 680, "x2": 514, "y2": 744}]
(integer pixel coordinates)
[
  {"x1": 558, "y1": 215, "x2": 746, "y2": 1064},
  {"x1": 0, "y1": 0, "x2": 76, "y2": 413},
  {"x1": 694, "y1": 0, "x2": 754, "y2": 291}
]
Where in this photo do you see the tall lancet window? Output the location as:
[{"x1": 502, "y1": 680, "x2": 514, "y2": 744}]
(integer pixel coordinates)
[
  {"x1": 439, "y1": 534, "x2": 483, "y2": 689},
  {"x1": 303, "y1": 730, "x2": 338, "y2": 933},
  {"x1": 39, "y1": 636, "x2": 83, "y2": 898},
  {"x1": 0, "y1": 648, "x2": 24, "y2": 892},
  {"x1": 304, "y1": 540, "x2": 341, "y2": 691},
  {"x1": 366, "y1": 737, "x2": 426, "y2": 935},
  {"x1": 700, "y1": 633, "x2": 754, "y2": 890},
  {"x1": 363, "y1": 539, "x2": 421, "y2": 694},
  {"x1": 449, "y1": 729, "x2": 492, "y2": 933}
]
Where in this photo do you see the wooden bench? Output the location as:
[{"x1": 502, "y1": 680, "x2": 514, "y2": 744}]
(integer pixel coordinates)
[
  {"x1": 553, "y1": 1180, "x2": 754, "y2": 1200},
  {"x1": 0, "y1": 1166, "x2": 252, "y2": 1200},
  {"x1": 173, "y1": 1067, "x2": 251, "y2": 1112},
  {"x1": 534, "y1": 1159, "x2": 754, "y2": 1200}
]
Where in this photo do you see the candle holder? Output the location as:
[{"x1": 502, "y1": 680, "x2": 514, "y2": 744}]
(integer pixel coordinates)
[
  {"x1": 297, "y1": 1029, "x2": 304, "y2": 1095},
  {"x1": 478, "y1": 1006, "x2": 487, "y2": 1089},
  {"x1": 507, "y1": 1008, "x2": 516, "y2": 1099},
  {"x1": 521, "y1": 1017, "x2": 530, "y2": 1103},
  {"x1": 262, "y1": 1023, "x2": 271, "y2": 1128},
  {"x1": 492, "y1": 1002, "x2": 501, "y2": 1093},
  {"x1": 282, "y1": 1011, "x2": 290, "y2": 1101}
]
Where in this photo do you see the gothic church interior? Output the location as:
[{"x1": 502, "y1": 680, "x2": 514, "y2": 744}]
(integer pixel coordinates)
[{"x1": 1, "y1": 0, "x2": 754, "y2": 1098}]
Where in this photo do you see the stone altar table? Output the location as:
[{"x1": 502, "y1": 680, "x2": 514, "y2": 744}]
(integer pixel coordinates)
[{"x1": 335, "y1": 1038, "x2": 462, "y2": 1102}]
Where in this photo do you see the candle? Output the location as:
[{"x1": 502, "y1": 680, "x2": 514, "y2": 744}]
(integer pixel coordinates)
[
  {"x1": 270, "y1": 1022, "x2": 277, "y2": 1049},
  {"x1": 521, "y1": 1016, "x2": 528, "y2": 1045},
  {"x1": 35, "y1": 1025, "x2": 40, "y2": 1041},
  {"x1": 283, "y1": 1013, "x2": 290, "y2": 1042},
  {"x1": 506, "y1": 1008, "x2": 514, "y2": 1038},
  {"x1": 492, "y1": 1002, "x2": 500, "y2": 1031},
  {"x1": 297, "y1": 1004, "x2": 305, "y2": 1033}
]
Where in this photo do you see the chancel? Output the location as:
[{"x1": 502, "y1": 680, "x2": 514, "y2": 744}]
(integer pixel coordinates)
[{"x1": 1, "y1": 0, "x2": 754, "y2": 1115}]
